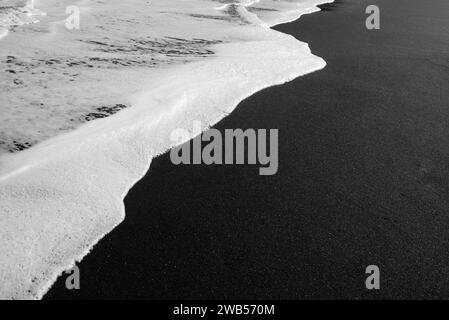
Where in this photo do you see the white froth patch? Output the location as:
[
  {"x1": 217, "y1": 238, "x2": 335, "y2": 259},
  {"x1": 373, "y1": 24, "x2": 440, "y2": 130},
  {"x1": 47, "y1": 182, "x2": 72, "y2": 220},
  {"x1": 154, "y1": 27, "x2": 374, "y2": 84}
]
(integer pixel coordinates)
[
  {"x1": 0, "y1": 27, "x2": 8, "y2": 39},
  {"x1": 0, "y1": 0, "x2": 333, "y2": 299}
]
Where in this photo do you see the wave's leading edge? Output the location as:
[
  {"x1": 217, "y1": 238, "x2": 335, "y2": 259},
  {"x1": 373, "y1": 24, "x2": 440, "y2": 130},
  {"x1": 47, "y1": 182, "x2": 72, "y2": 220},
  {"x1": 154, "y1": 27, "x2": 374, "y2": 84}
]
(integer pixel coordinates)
[{"x1": 0, "y1": 0, "x2": 333, "y2": 299}]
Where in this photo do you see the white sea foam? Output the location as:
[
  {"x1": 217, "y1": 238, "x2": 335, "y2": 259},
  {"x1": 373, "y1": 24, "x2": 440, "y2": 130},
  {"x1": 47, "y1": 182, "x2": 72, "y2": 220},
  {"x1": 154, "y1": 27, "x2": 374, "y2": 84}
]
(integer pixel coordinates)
[
  {"x1": 0, "y1": 0, "x2": 45, "y2": 35},
  {"x1": 0, "y1": 0, "x2": 333, "y2": 299}
]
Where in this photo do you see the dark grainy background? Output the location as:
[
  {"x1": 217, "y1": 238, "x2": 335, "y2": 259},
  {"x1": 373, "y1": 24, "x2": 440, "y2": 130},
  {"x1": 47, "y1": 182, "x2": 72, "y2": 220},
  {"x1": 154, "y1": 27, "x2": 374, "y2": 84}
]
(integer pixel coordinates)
[{"x1": 46, "y1": 0, "x2": 449, "y2": 299}]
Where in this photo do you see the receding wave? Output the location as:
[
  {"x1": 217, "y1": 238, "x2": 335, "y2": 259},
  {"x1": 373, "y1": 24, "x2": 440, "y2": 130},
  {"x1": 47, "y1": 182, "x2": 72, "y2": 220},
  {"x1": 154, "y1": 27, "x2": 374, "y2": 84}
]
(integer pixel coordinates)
[{"x1": 0, "y1": 0, "x2": 333, "y2": 299}]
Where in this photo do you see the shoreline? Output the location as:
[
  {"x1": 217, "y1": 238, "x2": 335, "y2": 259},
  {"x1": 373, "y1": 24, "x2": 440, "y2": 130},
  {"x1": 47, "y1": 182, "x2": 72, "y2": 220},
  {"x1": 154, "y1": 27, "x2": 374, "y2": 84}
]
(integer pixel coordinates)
[
  {"x1": 46, "y1": 0, "x2": 449, "y2": 299},
  {"x1": 0, "y1": 1, "x2": 332, "y2": 299}
]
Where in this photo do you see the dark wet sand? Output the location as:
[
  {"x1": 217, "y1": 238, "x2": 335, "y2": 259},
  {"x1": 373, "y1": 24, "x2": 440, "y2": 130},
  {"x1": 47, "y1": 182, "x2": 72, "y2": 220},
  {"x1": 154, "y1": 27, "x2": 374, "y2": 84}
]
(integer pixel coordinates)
[{"x1": 46, "y1": 0, "x2": 449, "y2": 299}]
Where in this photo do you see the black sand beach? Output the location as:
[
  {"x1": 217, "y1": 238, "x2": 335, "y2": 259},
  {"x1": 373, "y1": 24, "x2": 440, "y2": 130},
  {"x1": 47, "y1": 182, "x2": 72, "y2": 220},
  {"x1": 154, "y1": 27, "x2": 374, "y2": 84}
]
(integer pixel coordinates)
[{"x1": 46, "y1": 0, "x2": 449, "y2": 299}]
